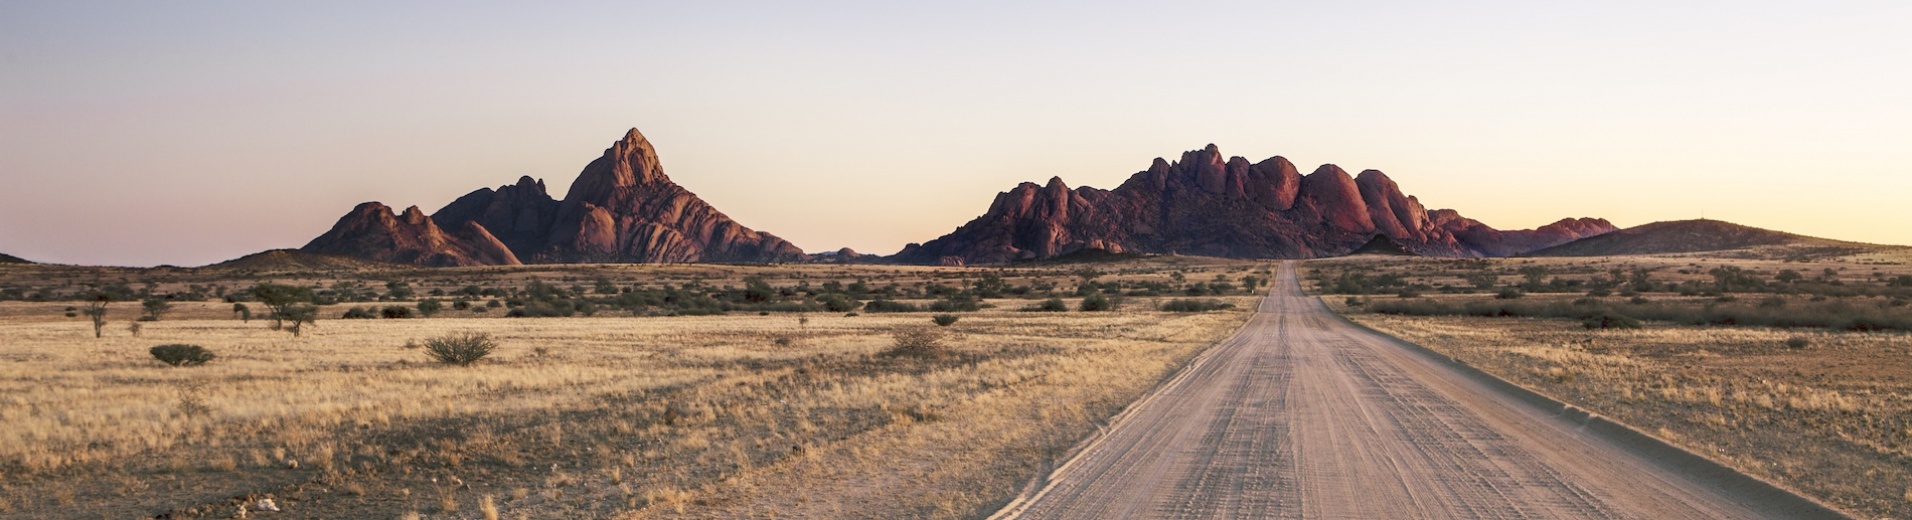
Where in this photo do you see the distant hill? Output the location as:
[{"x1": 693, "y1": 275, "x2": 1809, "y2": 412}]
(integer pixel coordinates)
[
  {"x1": 1526, "y1": 219, "x2": 1864, "y2": 257},
  {"x1": 206, "y1": 249, "x2": 402, "y2": 271},
  {"x1": 0, "y1": 253, "x2": 30, "y2": 264}
]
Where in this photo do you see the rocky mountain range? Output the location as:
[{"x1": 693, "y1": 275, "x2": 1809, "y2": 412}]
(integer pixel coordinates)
[
  {"x1": 301, "y1": 131, "x2": 1617, "y2": 267},
  {"x1": 894, "y1": 144, "x2": 1615, "y2": 265},
  {"x1": 301, "y1": 128, "x2": 804, "y2": 266}
]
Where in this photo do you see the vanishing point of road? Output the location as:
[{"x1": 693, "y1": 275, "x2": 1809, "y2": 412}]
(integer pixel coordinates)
[{"x1": 996, "y1": 262, "x2": 1845, "y2": 520}]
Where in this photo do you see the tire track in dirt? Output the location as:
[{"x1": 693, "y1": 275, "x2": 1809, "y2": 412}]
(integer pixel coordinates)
[{"x1": 995, "y1": 262, "x2": 1846, "y2": 520}]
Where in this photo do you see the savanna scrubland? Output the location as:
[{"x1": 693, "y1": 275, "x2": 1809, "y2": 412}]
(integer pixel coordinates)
[{"x1": 0, "y1": 257, "x2": 1263, "y2": 519}]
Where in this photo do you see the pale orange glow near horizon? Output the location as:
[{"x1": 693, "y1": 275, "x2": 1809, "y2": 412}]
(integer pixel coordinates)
[{"x1": 3, "y1": 2, "x2": 1908, "y2": 266}]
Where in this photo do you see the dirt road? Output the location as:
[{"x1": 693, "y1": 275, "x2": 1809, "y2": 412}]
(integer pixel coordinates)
[{"x1": 996, "y1": 263, "x2": 1843, "y2": 519}]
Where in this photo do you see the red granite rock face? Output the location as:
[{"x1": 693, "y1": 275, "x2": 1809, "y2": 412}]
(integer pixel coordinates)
[
  {"x1": 301, "y1": 202, "x2": 521, "y2": 267},
  {"x1": 533, "y1": 128, "x2": 804, "y2": 263},
  {"x1": 303, "y1": 128, "x2": 804, "y2": 266},
  {"x1": 895, "y1": 144, "x2": 1616, "y2": 264}
]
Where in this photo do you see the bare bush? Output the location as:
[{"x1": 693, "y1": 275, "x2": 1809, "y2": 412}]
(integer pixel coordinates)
[
  {"x1": 883, "y1": 328, "x2": 948, "y2": 358},
  {"x1": 424, "y1": 331, "x2": 498, "y2": 366}
]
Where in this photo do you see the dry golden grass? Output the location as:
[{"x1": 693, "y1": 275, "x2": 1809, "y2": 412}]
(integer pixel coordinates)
[
  {"x1": 0, "y1": 263, "x2": 1257, "y2": 518},
  {"x1": 1333, "y1": 305, "x2": 1912, "y2": 518}
]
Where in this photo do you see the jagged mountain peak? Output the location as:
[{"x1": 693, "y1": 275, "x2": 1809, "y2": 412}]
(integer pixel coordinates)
[{"x1": 304, "y1": 127, "x2": 803, "y2": 266}]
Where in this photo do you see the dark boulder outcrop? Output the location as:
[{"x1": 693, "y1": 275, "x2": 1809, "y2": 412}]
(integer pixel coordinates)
[
  {"x1": 896, "y1": 144, "x2": 1615, "y2": 264},
  {"x1": 432, "y1": 175, "x2": 561, "y2": 256},
  {"x1": 1347, "y1": 235, "x2": 1417, "y2": 256}
]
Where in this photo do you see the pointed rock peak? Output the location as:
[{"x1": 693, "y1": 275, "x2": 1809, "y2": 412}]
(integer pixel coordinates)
[
  {"x1": 514, "y1": 175, "x2": 542, "y2": 189},
  {"x1": 620, "y1": 127, "x2": 651, "y2": 146},
  {"x1": 1204, "y1": 143, "x2": 1220, "y2": 154},
  {"x1": 1149, "y1": 158, "x2": 1171, "y2": 174},
  {"x1": 1226, "y1": 156, "x2": 1251, "y2": 168},
  {"x1": 566, "y1": 127, "x2": 670, "y2": 201},
  {"x1": 1045, "y1": 176, "x2": 1069, "y2": 191}
]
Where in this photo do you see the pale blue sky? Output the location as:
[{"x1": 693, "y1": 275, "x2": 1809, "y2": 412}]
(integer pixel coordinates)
[{"x1": 3, "y1": 1, "x2": 1908, "y2": 266}]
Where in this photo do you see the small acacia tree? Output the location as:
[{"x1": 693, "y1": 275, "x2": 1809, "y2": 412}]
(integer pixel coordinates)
[
  {"x1": 250, "y1": 283, "x2": 314, "y2": 331},
  {"x1": 141, "y1": 297, "x2": 173, "y2": 321},
  {"x1": 82, "y1": 292, "x2": 114, "y2": 338},
  {"x1": 280, "y1": 304, "x2": 319, "y2": 337}
]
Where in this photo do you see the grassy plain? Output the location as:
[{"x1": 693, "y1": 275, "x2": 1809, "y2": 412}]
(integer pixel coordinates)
[
  {"x1": 0, "y1": 258, "x2": 1261, "y2": 519},
  {"x1": 1313, "y1": 254, "x2": 1912, "y2": 518}
]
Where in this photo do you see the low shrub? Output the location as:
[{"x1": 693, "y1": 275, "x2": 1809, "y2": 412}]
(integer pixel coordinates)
[
  {"x1": 342, "y1": 307, "x2": 376, "y2": 319},
  {"x1": 928, "y1": 296, "x2": 982, "y2": 312},
  {"x1": 1161, "y1": 299, "x2": 1235, "y2": 312},
  {"x1": 931, "y1": 314, "x2": 960, "y2": 327},
  {"x1": 1785, "y1": 336, "x2": 1811, "y2": 349},
  {"x1": 818, "y1": 294, "x2": 862, "y2": 313},
  {"x1": 1369, "y1": 297, "x2": 1912, "y2": 333},
  {"x1": 150, "y1": 344, "x2": 214, "y2": 367},
  {"x1": 1079, "y1": 293, "x2": 1115, "y2": 312},
  {"x1": 1496, "y1": 288, "x2": 1525, "y2": 300},
  {"x1": 1582, "y1": 312, "x2": 1641, "y2": 330},
  {"x1": 863, "y1": 300, "x2": 922, "y2": 313},
  {"x1": 424, "y1": 331, "x2": 497, "y2": 366},
  {"x1": 381, "y1": 306, "x2": 415, "y2": 319},
  {"x1": 1022, "y1": 298, "x2": 1069, "y2": 312}
]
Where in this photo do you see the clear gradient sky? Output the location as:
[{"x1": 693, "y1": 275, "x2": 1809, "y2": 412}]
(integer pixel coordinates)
[{"x1": 3, "y1": 1, "x2": 1908, "y2": 266}]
